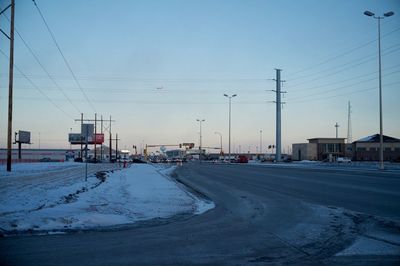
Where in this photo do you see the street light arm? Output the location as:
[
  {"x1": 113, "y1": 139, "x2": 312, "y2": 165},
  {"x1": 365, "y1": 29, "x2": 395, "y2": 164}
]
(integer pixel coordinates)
[
  {"x1": 384, "y1": 11, "x2": 394, "y2": 17},
  {"x1": 364, "y1": 10, "x2": 375, "y2": 17}
]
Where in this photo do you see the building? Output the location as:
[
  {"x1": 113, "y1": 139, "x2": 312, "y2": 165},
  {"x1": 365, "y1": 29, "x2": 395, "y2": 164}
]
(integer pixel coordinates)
[
  {"x1": 352, "y1": 134, "x2": 400, "y2": 162},
  {"x1": 292, "y1": 138, "x2": 346, "y2": 161},
  {"x1": 0, "y1": 148, "x2": 76, "y2": 164}
]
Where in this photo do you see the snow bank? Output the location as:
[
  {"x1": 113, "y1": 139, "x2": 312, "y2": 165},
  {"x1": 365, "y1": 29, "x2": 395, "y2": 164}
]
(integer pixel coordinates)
[{"x1": 0, "y1": 164, "x2": 214, "y2": 234}]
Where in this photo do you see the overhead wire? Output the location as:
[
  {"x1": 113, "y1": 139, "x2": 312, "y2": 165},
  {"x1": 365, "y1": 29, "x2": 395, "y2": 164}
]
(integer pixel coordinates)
[
  {"x1": 31, "y1": 0, "x2": 96, "y2": 112},
  {"x1": 287, "y1": 26, "x2": 400, "y2": 78},
  {"x1": 287, "y1": 44, "x2": 400, "y2": 89},
  {"x1": 286, "y1": 69, "x2": 400, "y2": 101},
  {"x1": 287, "y1": 64, "x2": 400, "y2": 93},
  {"x1": 0, "y1": 48, "x2": 75, "y2": 119},
  {"x1": 288, "y1": 80, "x2": 400, "y2": 104},
  {"x1": 1, "y1": 13, "x2": 82, "y2": 114}
]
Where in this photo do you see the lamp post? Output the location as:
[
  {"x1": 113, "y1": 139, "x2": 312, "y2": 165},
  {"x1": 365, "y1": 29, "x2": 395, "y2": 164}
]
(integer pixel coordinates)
[
  {"x1": 224, "y1": 94, "x2": 237, "y2": 162},
  {"x1": 215, "y1": 131, "x2": 223, "y2": 155},
  {"x1": 259, "y1": 130, "x2": 263, "y2": 157},
  {"x1": 364, "y1": 10, "x2": 394, "y2": 170},
  {"x1": 196, "y1": 119, "x2": 205, "y2": 157}
]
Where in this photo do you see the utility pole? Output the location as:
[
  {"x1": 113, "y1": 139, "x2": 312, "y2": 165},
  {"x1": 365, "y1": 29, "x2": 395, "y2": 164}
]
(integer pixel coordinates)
[
  {"x1": 109, "y1": 116, "x2": 112, "y2": 162},
  {"x1": 259, "y1": 130, "x2": 263, "y2": 156},
  {"x1": 100, "y1": 115, "x2": 103, "y2": 161},
  {"x1": 273, "y1": 69, "x2": 286, "y2": 162},
  {"x1": 335, "y1": 122, "x2": 339, "y2": 138},
  {"x1": 80, "y1": 113, "x2": 83, "y2": 159},
  {"x1": 94, "y1": 113, "x2": 97, "y2": 161},
  {"x1": 4, "y1": 0, "x2": 15, "y2": 171},
  {"x1": 115, "y1": 133, "x2": 120, "y2": 161},
  {"x1": 224, "y1": 94, "x2": 237, "y2": 162},
  {"x1": 347, "y1": 101, "x2": 352, "y2": 143},
  {"x1": 196, "y1": 119, "x2": 205, "y2": 159}
]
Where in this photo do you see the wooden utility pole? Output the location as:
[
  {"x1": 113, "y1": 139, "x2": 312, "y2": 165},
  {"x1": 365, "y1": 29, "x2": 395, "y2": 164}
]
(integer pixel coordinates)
[
  {"x1": 109, "y1": 116, "x2": 112, "y2": 162},
  {"x1": 100, "y1": 115, "x2": 103, "y2": 161},
  {"x1": 94, "y1": 113, "x2": 97, "y2": 161},
  {"x1": 6, "y1": 0, "x2": 15, "y2": 172}
]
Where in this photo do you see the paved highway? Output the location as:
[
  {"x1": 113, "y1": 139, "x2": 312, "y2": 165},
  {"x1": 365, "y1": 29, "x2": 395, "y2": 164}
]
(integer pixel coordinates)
[{"x1": 1, "y1": 163, "x2": 400, "y2": 265}]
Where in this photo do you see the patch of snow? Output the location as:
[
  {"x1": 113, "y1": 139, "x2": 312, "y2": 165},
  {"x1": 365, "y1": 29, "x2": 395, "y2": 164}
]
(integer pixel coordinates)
[
  {"x1": 0, "y1": 164, "x2": 214, "y2": 234},
  {"x1": 356, "y1": 135, "x2": 375, "y2": 142},
  {"x1": 0, "y1": 162, "x2": 82, "y2": 178},
  {"x1": 336, "y1": 236, "x2": 400, "y2": 256}
]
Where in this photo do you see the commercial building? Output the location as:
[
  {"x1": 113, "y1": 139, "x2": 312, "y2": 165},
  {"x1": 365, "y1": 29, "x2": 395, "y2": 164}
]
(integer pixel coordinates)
[
  {"x1": 352, "y1": 134, "x2": 400, "y2": 162},
  {"x1": 292, "y1": 134, "x2": 400, "y2": 162},
  {"x1": 292, "y1": 138, "x2": 346, "y2": 161},
  {"x1": 0, "y1": 149, "x2": 76, "y2": 164}
]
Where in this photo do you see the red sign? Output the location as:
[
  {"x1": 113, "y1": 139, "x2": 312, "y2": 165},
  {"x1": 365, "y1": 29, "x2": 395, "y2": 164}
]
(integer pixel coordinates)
[{"x1": 93, "y1": 134, "x2": 104, "y2": 144}]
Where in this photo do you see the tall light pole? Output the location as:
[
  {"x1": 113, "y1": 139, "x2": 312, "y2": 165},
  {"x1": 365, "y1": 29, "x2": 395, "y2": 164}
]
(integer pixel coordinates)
[
  {"x1": 364, "y1": 10, "x2": 394, "y2": 170},
  {"x1": 215, "y1": 131, "x2": 223, "y2": 155},
  {"x1": 259, "y1": 130, "x2": 263, "y2": 157},
  {"x1": 224, "y1": 94, "x2": 237, "y2": 162},
  {"x1": 196, "y1": 119, "x2": 205, "y2": 155}
]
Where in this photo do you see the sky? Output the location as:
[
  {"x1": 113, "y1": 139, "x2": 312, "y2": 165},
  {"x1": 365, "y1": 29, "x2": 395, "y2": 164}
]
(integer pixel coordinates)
[{"x1": 0, "y1": 0, "x2": 399, "y2": 154}]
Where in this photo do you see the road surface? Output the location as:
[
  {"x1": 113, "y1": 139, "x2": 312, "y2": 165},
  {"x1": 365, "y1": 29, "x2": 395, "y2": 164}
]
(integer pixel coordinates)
[{"x1": 1, "y1": 163, "x2": 400, "y2": 265}]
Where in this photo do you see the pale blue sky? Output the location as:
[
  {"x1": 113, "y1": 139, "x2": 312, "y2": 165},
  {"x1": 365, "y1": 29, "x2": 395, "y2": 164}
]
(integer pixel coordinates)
[{"x1": 0, "y1": 0, "x2": 399, "y2": 153}]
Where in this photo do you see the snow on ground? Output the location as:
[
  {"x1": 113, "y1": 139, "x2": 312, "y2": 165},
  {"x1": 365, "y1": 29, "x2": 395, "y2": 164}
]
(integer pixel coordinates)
[
  {"x1": 0, "y1": 163, "x2": 214, "y2": 234},
  {"x1": 0, "y1": 162, "x2": 82, "y2": 178}
]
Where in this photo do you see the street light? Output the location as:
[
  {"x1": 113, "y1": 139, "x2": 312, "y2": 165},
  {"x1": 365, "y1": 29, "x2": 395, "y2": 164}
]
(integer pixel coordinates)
[
  {"x1": 214, "y1": 131, "x2": 223, "y2": 155},
  {"x1": 196, "y1": 119, "x2": 205, "y2": 156},
  {"x1": 364, "y1": 10, "x2": 394, "y2": 170},
  {"x1": 259, "y1": 130, "x2": 263, "y2": 158},
  {"x1": 224, "y1": 94, "x2": 237, "y2": 162}
]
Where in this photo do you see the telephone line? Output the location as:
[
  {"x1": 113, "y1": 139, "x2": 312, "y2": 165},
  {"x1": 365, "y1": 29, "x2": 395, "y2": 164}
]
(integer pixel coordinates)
[
  {"x1": 288, "y1": 80, "x2": 400, "y2": 104},
  {"x1": 287, "y1": 46, "x2": 400, "y2": 89},
  {"x1": 288, "y1": 42, "x2": 400, "y2": 83},
  {"x1": 0, "y1": 48, "x2": 75, "y2": 119},
  {"x1": 287, "y1": 26, "x2": 400, "y2": 77},
  {"x1": 1, "y1": 13, "x2": 82, "y2": 113},
  {"x1": 287, "y1": 69, "x2": 400, "y2": 101},
  {"x1": 289, "y1": 64, "x2": 400, "y2": 93},
  {"x1": 31, "y1": 0, "x2": 96, "y2": 112}
]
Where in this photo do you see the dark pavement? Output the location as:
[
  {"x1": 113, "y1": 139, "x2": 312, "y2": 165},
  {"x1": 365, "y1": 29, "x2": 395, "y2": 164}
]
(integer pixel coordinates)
[{"x1": 1, "y1": 163, "x2": 399, "y2": 265}]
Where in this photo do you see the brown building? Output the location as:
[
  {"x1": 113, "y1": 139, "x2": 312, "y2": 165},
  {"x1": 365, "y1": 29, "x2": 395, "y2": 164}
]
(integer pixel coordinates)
[
  {"x1": 292, "y1": 138, "x2": 346, "y2": 161},
  {"x1": 352, "y1": 134, "x2": 400, "y2": 162}
]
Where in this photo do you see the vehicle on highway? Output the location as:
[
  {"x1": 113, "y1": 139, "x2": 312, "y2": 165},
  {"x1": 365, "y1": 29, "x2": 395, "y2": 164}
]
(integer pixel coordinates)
[{"x1": 236, "y1": 155, "x2": 249, "y2": 163}]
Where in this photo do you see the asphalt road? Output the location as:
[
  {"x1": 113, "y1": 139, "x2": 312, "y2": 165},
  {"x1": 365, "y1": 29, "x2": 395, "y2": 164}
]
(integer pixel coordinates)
[{"x1": 1, "y1": 163, "x2": 400, "y2": 265}]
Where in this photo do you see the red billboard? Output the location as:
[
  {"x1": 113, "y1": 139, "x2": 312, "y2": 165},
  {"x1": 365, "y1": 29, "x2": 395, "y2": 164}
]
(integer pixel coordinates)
[
  {"x1": 94, "y1": 133, "x2": 104, "y2": 144},
  {"x1": 69, "y1": 133, "x2": 104, "y2": 144}
]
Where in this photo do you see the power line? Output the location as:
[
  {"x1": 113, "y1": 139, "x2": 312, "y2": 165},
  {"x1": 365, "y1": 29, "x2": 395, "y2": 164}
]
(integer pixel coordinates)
[
  {"x1": 0, "y1": 48, "x2": 75, "y2": 119},
  {"x1": 288, "y1": 80, "x2": 400, "y2": 104},
  {"x1": 288, "y1": 64, "x2": 400, "y2": 93},
  {"x1": 286, "y1": 69, "x2": 400, "y2": 101},
  {"x1": 288, "y1": 42, "x2": 400, "y2": 83},
  {"x1": 287, "y1": 45, "x2": 400, "y2": 89},
  {"x1": 31, "y1": 0, "x2": 96, "y2": 112},
  {"x1": 1, "y1": 13, "x2": 82, "y2": 113},
  {"x1": 287, "y1": 26, "x2": 400, "y2": 77}
]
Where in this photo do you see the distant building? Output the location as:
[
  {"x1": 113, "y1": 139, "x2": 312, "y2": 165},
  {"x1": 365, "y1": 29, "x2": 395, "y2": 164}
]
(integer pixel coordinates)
[
  {"x1": 352, "y1": 134, "x2": 400, "y2": 162},
  {"x1": 292, "y1": 138, "x2": 346, "y2": 161},
  {"x1": 0, "y1": 148, "x2": 76, "y2": 164}
]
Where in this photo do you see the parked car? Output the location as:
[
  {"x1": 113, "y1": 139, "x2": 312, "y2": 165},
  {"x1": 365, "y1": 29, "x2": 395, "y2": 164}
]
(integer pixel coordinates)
[{"x1": 237, "y1": 155, "x2": 249, "y2": 163}]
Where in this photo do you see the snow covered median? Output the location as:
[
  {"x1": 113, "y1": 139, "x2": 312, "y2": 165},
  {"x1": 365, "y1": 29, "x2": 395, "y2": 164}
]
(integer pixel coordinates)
[{"x1": 0, "y1": 163, "x2": 214, "y2": 235}]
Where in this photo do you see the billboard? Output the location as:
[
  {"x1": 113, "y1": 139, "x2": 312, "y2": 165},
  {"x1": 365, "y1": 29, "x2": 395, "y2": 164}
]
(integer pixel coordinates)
[
  {"x1": 81, "y1": 124, "x2": 94, "y2": 142},
  {"x1": 69, "y1": 133, "x2": 83, "y2": 144},
  {"x1": 69, "y1": 133, "x2": 104, "y2": 145},
  {"x1": 18, "y1": 130, "x2": 31, "y2": 144}
]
